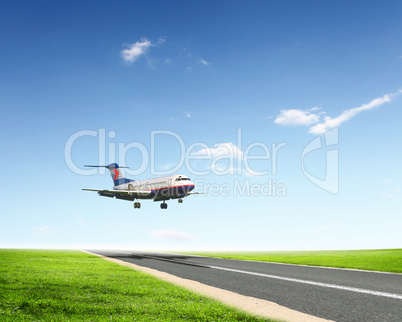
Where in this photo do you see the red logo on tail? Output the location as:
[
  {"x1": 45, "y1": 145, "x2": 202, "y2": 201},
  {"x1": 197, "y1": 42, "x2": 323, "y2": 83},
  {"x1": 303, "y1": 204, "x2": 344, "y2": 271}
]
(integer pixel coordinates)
[{"x1": 113, "y1": 169, "x2": 119, "y2": 181}]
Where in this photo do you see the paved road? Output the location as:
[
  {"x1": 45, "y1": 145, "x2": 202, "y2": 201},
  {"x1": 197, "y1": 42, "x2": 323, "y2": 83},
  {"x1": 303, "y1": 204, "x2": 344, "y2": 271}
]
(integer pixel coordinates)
[{"x1": 90, "y1": 250, "x2": 402, "y2": 321}]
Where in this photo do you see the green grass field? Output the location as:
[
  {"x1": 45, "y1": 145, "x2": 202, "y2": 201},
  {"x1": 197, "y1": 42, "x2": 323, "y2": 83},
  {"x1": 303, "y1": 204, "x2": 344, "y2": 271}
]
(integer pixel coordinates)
[
  {"x1": 184, "y1": 249, "x2": 402, "y2": 273},
  {"x1": 0, "y1": 249, "x2": 271, "y2": 321}
]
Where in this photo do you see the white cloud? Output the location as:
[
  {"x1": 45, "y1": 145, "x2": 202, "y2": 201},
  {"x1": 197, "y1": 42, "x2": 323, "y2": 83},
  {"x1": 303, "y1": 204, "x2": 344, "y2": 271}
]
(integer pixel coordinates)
[
  {"x1": 381, "y1": 179, "x2": 400, "y2": 198},
  {"x1": 121, "y1": 38, "x2": 152, "y2": 64},
  {"x1": 32, "y1": 226, "x2": 54, "y2": 237},
  {"x1": 150, "y1": 229, "x2": 195, "y2": 240},
  {"x1": 145, "y1": 57, "x2": 157, "y2": 68},
  {"x1": 309, "y1": 91, "x2": 401, "y2": 134},
  {"x1": 200, "y1": 59, "x2": 210, "y2": 66},
  {"x1": 194, "y1": 142, "x2": 243, "y2": 160},
  {"x1": 185, "y1": 111, "x2": 191, "y2": 118},
  {"x1": 192, "y1": 142, "x2": 267, "y2": 176},
  {"x1": 274, "y1": 108, "x2": 320, "y2": 126},
  {"x1": 209, "y1": 163, "x2": 236, "y2": 174},
  {"x1": 209, "y1": 165, "x2": 261, "y2": 176},
  {"x1": 274, "y1": 90, "x2": 402, "y2": 134},
  {"x1": 158, "y1": 162, "x2": 178, "y2": 171},
  {"x1": 157, "y1": 36, "x2": 166, "y2": 45}
]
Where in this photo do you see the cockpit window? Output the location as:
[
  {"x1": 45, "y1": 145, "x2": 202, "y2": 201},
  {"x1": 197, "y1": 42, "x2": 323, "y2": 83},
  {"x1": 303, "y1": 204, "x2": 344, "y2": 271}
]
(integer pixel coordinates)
[{"x1": 175, "y1": 177, "x2": 190, "y2": 181}]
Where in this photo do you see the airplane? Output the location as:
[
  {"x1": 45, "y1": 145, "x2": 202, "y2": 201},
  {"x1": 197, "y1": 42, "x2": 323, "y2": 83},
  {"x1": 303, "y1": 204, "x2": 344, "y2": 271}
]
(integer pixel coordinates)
[{"x1": 82, "y1": 163, "x2": 198, "y2": 209}]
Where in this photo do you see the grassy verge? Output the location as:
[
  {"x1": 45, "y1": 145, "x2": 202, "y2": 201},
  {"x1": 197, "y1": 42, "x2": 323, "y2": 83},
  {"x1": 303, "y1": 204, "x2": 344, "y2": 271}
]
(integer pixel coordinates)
[
  {"x1": 0, "y1": 249, "x2": 271, "y2": 321},
  {"x1": 183, "y1": 249, "x2": 402, "y2": 273}
]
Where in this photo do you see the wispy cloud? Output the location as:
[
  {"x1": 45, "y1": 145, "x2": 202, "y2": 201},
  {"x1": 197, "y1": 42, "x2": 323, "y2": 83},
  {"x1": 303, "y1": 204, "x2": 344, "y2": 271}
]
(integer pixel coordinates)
[
  {"x1": 121, "y1": 38, "x2": 152, "y2": 64},
  {"x1": 150, "y1": 229, "x2": 196, "y2": 241},
  {"x1": 185, "y1": 111, "x2": 192, "y2": 118},
  {"x1": 157, "y1": 36, "x2": 167, "y2": 45},
  {"x1": 72, "y1": 212, "x2": 85, "y2": 226},
  {"x1": 274, "y1": 90, "x2": 401, "y2": 134},
  {"x1": 194, "y1": 142, "x2": 243, "y2": 160},
  {"x1": 310, "y1": 91, "x2": 401, "y2": 134},
  {"x1": 32, "y1": 226, "x2": 54, "y2": 237},
  {"x1": 145, "y1": 57, "x2": 158, "y2": 69},
  {"x1": 381, "y1": 178, "x2": 400, "y2": 198},
  {"x1": 209, "y1": 163, "x2": 237, "y2": 174},
  {"x1": 200, "y1": 59, "x2": 210, "y2": 66},
  {"x1": 158, "y1": 162, "x2": 178, "y2": 171}
]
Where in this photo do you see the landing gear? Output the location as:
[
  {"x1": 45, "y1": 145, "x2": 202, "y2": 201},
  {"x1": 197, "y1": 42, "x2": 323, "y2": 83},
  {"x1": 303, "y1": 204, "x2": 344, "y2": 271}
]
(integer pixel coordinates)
[
  {"x1": 178, "y1": 198, "x2": 183, "y2": 203},
  {"x1": 160, "y1": 202, "x2": 168, "y2": 209},
  {"x1": 133, "y1": 202, "x2": 141, "y2": 209}
]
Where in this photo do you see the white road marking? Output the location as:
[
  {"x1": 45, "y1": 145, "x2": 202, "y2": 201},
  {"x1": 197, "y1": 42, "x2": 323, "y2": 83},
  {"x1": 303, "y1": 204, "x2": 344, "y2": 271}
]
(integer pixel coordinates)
[
  {"x1": 115, "y1": 251, "x2": 402, "y2": 301},
  {"x1": 175, "y1": 252, "x2": 401, "y2": 275},
  {"x1": 210, "y1": 266, "x2": 402, "y2": 300}
]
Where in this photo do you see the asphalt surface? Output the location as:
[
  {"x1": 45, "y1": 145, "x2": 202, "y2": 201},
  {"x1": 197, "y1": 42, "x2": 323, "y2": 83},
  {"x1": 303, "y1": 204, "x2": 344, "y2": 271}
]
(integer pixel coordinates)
[{"x1": 89, "y1": 250, "x2": 402, "y2": 321}]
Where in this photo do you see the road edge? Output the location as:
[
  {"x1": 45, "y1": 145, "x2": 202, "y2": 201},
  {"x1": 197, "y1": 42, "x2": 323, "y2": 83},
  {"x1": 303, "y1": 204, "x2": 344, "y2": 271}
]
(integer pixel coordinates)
[{"x1": 83, "y1": 250, "x2": 332, "y2": 322}]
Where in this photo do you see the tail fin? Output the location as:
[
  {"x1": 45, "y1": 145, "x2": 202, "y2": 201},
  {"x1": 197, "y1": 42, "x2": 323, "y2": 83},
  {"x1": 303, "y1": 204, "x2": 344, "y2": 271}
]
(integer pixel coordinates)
[
  {"x1": 106, "y1": 163, "x2": 127, "y2": 186},
  {"x1": 84, "y1": 163, "x2": 130, "y2": 186}
]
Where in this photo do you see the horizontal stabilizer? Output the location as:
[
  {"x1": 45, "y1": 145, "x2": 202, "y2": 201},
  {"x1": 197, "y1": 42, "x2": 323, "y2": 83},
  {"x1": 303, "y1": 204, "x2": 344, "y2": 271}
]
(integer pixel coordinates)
[{"x1": 84, "y1": 165, "x2": 129, "y2": 168}]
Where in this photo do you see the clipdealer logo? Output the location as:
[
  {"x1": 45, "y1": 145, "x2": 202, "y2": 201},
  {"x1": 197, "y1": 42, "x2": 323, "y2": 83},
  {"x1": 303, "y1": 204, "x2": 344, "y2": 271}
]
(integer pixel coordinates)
[
  {"x1": 301, "y1": 128, "x2": 339, "y2": 194},
  {"x1": 194, "y1": 178, "x2": 286, "y2": 197},
  {"x1": 64, "y1": 128, "x2": 339, "y2": 196}
]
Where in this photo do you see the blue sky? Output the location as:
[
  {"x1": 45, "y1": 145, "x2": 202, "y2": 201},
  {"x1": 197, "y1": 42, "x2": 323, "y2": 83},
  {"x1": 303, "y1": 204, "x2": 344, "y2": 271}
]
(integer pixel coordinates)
[{"x1": 1, "y1": 1, "x2": 401, "y2": 251}]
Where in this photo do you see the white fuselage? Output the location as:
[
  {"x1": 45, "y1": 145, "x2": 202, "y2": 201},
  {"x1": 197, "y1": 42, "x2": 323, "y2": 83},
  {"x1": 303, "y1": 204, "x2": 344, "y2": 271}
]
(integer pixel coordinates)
[{"x1": 114, "y1": 174, "x2": 195, "y2": 200}]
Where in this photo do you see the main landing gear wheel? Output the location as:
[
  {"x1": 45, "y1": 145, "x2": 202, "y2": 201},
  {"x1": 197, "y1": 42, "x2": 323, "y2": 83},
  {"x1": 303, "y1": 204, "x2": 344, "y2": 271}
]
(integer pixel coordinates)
[
  {"x1": 133, "y1": 202, "x2": 141, "y2": 209},
  {"x1": 160, "y1": 202, "x2": 168, "y2": 209},
  {"x1": 178, "y1": 198, "x2": 183, "y2": 203}
]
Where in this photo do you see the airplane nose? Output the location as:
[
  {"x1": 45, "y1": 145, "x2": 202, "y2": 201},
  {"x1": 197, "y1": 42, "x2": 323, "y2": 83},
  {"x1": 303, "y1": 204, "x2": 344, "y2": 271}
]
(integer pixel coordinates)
[{"x1": 189, "y1": 181, "x2": 195, "y2": 191}]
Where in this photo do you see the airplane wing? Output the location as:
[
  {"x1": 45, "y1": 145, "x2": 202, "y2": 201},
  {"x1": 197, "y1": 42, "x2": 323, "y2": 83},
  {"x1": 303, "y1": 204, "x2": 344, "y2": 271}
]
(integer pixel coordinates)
[{"x1": 82, "y1": 189, "x2": 153, "y2": 200}]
